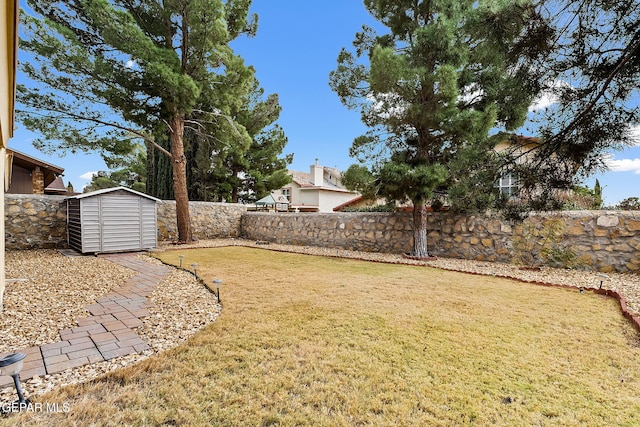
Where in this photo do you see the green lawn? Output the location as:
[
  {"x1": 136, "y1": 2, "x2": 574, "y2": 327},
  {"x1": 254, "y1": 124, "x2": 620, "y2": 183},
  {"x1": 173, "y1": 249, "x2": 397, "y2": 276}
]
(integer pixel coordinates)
[{"x1": 6, "y1": 247, "x2": 640, "y2": 426}]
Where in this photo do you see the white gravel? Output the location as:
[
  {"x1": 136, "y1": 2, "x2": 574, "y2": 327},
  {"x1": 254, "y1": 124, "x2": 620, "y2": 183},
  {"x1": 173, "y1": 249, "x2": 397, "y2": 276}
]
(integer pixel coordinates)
[
  {"x1": 2, "y1": 239, "x2": 639, "y2": 402},
  {"x1": 1, "y1": 249, "x2": 221, "y2": 403}
]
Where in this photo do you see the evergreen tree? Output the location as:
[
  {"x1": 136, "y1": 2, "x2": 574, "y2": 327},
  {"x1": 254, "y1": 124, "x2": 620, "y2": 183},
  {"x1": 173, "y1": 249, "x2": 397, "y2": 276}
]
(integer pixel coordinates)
[
  {"x1": 619, "y1": 197, "x2": 640, "y2": 211},
  {"x1": 521, "y1": 0, "x2": 640, "y2": 197},
  {"x1": 594, "y1": 179, "x2": 603, "y2": 209},
  {"x1": 83, "y1": 171, "x2": 120, "y2": 192},
  {"x1": 17, "y1": 0, "x2": 257, "y2": 242},
  {"x1": 185, "y1": 77, "x2": 292, "y2": 203},
  {"x1": 84, "y1": 144, "x2": 147, "y2": 192},
  {"x1": 227, "y1": 81, "x2": 292, "y2": 203},
  {"x1": 330, "y1": 0, "x2": 550, "y2": 257},
  {"x1": 241, "y1": 124, "x2": 292, "y2": 203},
  {"x1": 147, "y1": 135, "x2": 175, "y2": 200}
]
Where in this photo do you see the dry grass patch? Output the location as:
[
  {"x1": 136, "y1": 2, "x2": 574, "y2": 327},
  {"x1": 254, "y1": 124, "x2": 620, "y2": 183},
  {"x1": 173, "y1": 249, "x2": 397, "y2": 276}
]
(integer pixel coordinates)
[{"x1": 5, "y1": 247, "x2": 640, "y2": 426}]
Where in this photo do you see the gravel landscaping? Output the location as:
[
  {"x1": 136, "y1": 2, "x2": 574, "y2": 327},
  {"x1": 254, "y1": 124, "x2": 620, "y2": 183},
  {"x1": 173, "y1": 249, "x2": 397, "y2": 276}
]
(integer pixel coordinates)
[{"x1": 2, "y1": 239, "x2": 640, "y2": 403}]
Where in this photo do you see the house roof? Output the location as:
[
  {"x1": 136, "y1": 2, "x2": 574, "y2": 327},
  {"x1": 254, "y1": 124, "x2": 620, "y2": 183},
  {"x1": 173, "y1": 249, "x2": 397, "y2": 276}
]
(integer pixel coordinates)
[
  {"x1": 66, "y1": 186, "x2": 160, "y2": 202},
  {"x1": 45, "y1": 176, "x2": 68, "y2": 194},
  {"x1": 8, "y1": 148, "x2": 64, "y2": 174},
  {"x1": 492, "y1": 133, "x2": 542, "y2": 149},
  {"x1": 332, "y1": 196, "x2": 364, "y2": 212},
  {"x1": 289, "y1": 170, "x2": 316, "y2": 188},
  {"x1": 8, "y1": 148, "x2": 65, "y2": 188},
  {"x1": 289, "y1": 168, "x2": 350, "y2": 192}
]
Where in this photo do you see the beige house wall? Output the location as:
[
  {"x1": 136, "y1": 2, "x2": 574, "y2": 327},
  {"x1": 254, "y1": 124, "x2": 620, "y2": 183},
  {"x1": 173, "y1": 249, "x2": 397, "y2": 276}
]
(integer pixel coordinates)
[
  {"x1": 272, "y1": 163, "x2": 359, "y2": 212},
  {"x1": 316, "y1": 190, "x2": 359, "y2": 213},
  {"x1": 272, "y1": 184, "x2": 356, "y2": 213},
  {"x1": 0, "y1": 0, "x2": 19, "y2": 310}
]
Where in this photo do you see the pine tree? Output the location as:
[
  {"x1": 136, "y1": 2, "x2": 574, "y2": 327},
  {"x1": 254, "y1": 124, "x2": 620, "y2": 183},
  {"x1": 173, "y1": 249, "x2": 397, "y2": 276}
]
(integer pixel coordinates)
[
  {"x1": 330, "y1": 0, "x2": 550, "y2": 257},
  {"x1": 18, "y1": 0, "x2": 257, "y2": 242},
  {"x1": 185, "y1": 77, "x2": 292, "y2": 203},
  {"x1": 229, "y1": 81, "x2": 292, "y2": 203},
  {"x1": 523, "y1": 0, "x2": 640, "y2": 196},
  {"x1": 593, "y1": 179, "x2": 603, "y2": 209},
  {"x1": 84, "y1": 144, "x2": 147, "y2": 193}
]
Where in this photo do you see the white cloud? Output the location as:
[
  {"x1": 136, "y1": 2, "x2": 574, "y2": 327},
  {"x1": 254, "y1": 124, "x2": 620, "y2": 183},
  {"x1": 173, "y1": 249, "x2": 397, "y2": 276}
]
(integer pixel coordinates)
[
  {"x1": 126, "y1": 60, "x2": 135, "y2": 68},
  {"x1": 80, "y1": 171, "x2": 98, "y2": 180},
  {"x1": 528, "y1": 92, "x2": 557, "y2": 112},
  {"x1": 528, "y1": 79, "x2": 573, "y2": 112},
  {"x1": 605, "y1": 157, "x2": 640, "y2": 174},
  {"x1": 367, "y1": 92, "x2": 407, "y2": 120}
]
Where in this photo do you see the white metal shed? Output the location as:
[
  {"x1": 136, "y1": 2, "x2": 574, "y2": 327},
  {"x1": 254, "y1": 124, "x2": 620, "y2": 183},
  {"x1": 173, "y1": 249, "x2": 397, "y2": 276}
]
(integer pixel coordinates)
[{"x1": 66, "y1": 187, "x2": 159, "y2": 254}]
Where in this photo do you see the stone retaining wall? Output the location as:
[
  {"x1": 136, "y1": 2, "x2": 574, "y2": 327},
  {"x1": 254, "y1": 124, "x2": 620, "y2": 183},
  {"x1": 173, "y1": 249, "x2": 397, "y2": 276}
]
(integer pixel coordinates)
[
  {"x1": 156, "y1": 200, "x2": 245, "y2": 241},
  {"x1": 5, "y1": 194, "x2": 68, "y2": 250},
  {"x1": 241, "y1": 210, "x2": 640, "y2": 274},
  {"x1": 4, "y1": 195, "x2": 245, "y2": 250},
  {"x1": 5, "y1": 195, "x2": 640, "y2": 273},
  {"x1": 241, "y1": 212, "x2": 414, "y2": 253}
]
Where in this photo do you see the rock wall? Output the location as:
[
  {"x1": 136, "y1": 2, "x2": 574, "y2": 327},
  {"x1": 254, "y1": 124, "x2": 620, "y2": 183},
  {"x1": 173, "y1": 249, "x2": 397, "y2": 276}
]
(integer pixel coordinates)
[
  {"x1": 241, "y1": 212, "x2": 414, "y2": 253},
  {"x1": 4, "y1": 195, "x2": 245, "y2": 250},
  {"x1": 5, "y1": 195, "x2": 640, "y2": 273},
  {"x1": 156, "y1": 200, "x2": 245, "y2": 241},
  {"x1": 5, "y1": 195, "x2": 68, "y2": 249},
  {"x1": 242, "y1": 210, "x2": 640, "y2": 274}
]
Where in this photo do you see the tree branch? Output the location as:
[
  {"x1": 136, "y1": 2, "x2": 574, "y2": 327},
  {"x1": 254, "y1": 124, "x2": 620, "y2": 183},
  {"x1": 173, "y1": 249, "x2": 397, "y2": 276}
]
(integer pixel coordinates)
[
  {"x1": 21, "y1": 107, "x2": 173, "y2": 158},
  {"x1": 544, "y1": 33, "x2": 640, "y2": 148}
]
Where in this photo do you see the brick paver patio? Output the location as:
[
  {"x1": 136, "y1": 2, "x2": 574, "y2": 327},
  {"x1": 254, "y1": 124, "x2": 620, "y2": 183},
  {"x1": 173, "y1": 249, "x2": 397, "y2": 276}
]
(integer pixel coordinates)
[{"x1": 0, "y1": 252, "x2": 168, "y2": 389}]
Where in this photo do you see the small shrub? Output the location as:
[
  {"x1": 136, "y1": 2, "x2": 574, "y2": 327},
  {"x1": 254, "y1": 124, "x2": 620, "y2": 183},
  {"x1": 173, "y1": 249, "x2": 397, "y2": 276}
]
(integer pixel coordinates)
[
  {"x1": 511, "y1": 216, "x2": 581, "y2": 269},
  {"x1": 342, "y1": 204, "x2": 395, "y2": 212},
  {"x1": 618, "y1": 197, "x2": 640, "y2": 210}
]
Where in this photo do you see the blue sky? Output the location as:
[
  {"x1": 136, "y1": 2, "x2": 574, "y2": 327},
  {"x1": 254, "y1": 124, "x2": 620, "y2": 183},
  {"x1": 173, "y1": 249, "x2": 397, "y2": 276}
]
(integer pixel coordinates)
[{"x1": 11, "y1": 0, "x2": 640, "y2": 205}]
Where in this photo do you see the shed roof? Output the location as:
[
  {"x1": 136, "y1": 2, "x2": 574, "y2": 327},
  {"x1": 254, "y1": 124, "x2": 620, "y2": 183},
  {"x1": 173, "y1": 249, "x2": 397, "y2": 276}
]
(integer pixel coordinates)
[
  {"x1": 255, "y1": 194, "x2": 289, "y2": 205},
  {"x1": 66, "y1": 186, "x2": 160, "y2": 202}
]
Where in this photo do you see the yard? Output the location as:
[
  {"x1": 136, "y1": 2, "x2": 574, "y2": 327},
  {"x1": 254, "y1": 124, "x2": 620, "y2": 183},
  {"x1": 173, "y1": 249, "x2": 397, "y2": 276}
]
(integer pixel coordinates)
[{"x1": 4, "y1": 245, "x2": 640, "y2": 426}]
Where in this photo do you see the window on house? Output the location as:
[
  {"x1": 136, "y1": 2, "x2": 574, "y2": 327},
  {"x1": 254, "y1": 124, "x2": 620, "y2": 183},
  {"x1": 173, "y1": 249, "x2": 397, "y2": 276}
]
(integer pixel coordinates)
[
  {"x1": 497, "y1": 174, "x2": 518, "y2": 197},
  {"x1": 282, "y1": 188, "x2": 291, "y2": 201}
]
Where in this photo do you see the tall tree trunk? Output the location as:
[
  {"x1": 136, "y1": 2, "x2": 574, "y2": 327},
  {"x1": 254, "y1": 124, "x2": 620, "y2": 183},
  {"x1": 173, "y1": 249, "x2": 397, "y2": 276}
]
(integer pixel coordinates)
[
  {"x1": 170, "y1": 114, "x2": 193, "y2": 242},
  {"x1": 145, "y1": 140, "x2": 155, "y2": 196},
  {"x1": 231, "y1": 165, "x2": 239, "y2": 203},
  {"x1": 412, "y1": 202, "x2": 429, "y2": 257}
]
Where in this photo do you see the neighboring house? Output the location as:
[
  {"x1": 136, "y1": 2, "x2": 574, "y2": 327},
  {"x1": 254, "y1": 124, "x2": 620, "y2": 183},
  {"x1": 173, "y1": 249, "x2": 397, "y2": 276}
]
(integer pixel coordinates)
[
  {"x1": 271, "y1": 161, "x2": 359, "y2": 213},
  {"x1": 45, "y1": 176, "x2": 72, "y2": 195},
  {"x1": 493, "y1": 133, "x2": 581, "y2": 202},
  {"x1": 493, "y1": 134, "x2": 541, "y2": 197},
  {"x1": 6, "y1": 148, "x2": 71, "y2": 195},
  {"x1": 335, "y1": 134, "x2": 577, "y2": 211},
  {"x1": 332, "y1": 196, "x2": 400, "y2": 212}
]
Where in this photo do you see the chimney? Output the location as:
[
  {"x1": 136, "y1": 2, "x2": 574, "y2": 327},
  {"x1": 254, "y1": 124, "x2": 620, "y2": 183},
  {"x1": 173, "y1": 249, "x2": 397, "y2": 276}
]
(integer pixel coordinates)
[
  {"x1": 311, "y1": 159, "x2": 323, "y2": 186},
  {"x1": 32, "y1": 166, "x2": 45, "y2": 194}
]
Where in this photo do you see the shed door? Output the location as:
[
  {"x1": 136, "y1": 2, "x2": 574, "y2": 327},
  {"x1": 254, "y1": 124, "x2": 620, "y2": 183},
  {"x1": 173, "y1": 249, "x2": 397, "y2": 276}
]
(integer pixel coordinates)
[{"x1": 100, "y1": 194, "x2": 142, "y2": 252}]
